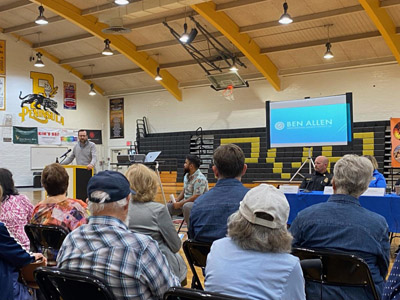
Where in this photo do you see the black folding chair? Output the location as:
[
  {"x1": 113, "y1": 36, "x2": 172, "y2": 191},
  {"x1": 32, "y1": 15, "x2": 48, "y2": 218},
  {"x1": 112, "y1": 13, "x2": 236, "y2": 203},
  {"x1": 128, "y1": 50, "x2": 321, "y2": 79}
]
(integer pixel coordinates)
[
  {"x1": 34, "y1": 266, "x2": 116, "y2": 300},
  {"x1": 292, "y1": 247, "x2": 380, "y2": 300},
  {"x1": 163, "y1": 287, "x2": 244, "y2": 300},
  {"x1": 25, "y1": 224, "x2": 69, "y2": 265},
  {"x1": 182, "y1": 239, "x2": 212, "y2": 290}
]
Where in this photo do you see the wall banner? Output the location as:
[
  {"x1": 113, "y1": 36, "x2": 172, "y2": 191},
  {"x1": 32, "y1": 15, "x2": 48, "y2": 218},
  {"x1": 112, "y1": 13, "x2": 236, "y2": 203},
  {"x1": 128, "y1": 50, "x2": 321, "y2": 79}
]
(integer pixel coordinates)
[
  {"x1": 38, "y1": 128, "x2": 61, "y2": 145},
  {"x1": 110, "y1": 98, "x2": 124, "y2": 139},
  {"x1": 13, "y1": 126, "x2": 38, "y2": 144},
  {"x1": 61, "y1": 129, "x2": 78, "y2": 144},
  {"x1": 391, "y1": 118, "x2": 400, "y2": 167},
  {"x1": 63, "y1": 82, "x2": 77, "y2": 110},
  {"x1": 85, "y1": 129, "x2": 102, "y2": 144},
  {"x1": 0, "y1": 40, "x2": 5, "y2": 75}
]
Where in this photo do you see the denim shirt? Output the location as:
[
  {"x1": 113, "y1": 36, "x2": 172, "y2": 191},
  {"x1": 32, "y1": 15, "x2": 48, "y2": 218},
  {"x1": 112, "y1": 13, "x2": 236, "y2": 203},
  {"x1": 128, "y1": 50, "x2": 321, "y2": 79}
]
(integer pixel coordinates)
[
  {"x1": 188, "y1": 178, "x2": 249, "y2": 243},
  {"x1": 290, "y1": 194, "x2": 390, "y2": 300}
]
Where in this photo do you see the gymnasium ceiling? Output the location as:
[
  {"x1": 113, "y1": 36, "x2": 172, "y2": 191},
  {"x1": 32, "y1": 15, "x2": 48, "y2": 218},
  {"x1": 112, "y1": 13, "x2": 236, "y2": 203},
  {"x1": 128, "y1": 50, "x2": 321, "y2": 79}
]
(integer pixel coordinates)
[{"x1": 0, "y1": 0, "x2": 399, "y2": 101}]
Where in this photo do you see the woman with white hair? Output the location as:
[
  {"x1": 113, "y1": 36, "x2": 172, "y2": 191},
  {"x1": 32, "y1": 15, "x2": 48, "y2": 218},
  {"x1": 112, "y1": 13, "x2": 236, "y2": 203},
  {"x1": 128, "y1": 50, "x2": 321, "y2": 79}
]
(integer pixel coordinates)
[{"x1": 205, "y1": 184, "x2": 305, "y2": 300}]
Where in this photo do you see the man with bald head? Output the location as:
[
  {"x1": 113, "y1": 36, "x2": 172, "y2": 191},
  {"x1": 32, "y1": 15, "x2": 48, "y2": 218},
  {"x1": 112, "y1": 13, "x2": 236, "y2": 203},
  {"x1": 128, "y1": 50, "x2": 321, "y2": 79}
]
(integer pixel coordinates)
[{"x1": 300, "y1": 155, "x2": 332, "y2": 191}]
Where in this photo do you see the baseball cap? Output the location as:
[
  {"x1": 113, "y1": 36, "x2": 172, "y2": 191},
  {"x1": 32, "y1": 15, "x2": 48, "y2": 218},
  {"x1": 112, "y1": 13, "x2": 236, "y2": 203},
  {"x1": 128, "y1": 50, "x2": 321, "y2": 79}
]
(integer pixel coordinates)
[
  {"x1": 239, "y1": 184, "x2": 289, "y2": 229},
  {"x1": 87, "y1": 170, "x2": 135, "y2": 203}
]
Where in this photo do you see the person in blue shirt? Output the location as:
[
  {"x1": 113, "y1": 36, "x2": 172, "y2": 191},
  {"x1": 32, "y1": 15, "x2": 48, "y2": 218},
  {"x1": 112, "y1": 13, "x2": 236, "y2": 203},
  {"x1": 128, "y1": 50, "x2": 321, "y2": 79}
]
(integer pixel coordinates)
[
  {"x1": 205, "y1": 184, "x2": 305, "y2": 300},
  {"x1": 364, "y1": 155, "x2": 386, "y2": 189},
  {"x1": 290, "y1": 154, "x2": 390, "y2": 300},
  {"x1": 189, "y1": 144, "x2": 249, "y2": 242}
]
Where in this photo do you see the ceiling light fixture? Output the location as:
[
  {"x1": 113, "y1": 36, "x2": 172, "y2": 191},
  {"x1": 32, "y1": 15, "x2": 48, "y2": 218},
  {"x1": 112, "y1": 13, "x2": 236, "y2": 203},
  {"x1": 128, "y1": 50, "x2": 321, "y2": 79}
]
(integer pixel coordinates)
[
  {"x1": 102, "y1": 39, "x2": 113, "y2": 56},
  {"x1": 35, "y1": 5, "x2": 48, "y2": 25},
  {"x1": 323, "y1": 24, "x2": 334, "y2": 59},
  {"x1": 180, "y1": 23, "x2": 190, "y2": 43},
  {"x1": 229, "y1": 57, "x2": 239, "y2": 72},
  {"x1": 155, "y1": 67, "x2": 162, "y2": 81},
  {"x1": 89, "y1": 83, "x2": 96, "y2": 96},
  {"x1": 114, "y1": 0, "x2": 129, "y2": 5},
  {"x1": 89, "y1": 65, "x2": 96, "y2": 96},
  {"x1": 278, "y1": 1, "x2": 293, "y2": 25},
  {"x1": 34, "y1": 52, "x2": 45, "y2": 67}
]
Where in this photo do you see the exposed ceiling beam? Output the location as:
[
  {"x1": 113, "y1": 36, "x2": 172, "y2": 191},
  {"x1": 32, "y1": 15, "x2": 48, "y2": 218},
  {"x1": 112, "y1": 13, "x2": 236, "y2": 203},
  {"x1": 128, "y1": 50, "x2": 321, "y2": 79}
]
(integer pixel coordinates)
[
  {"x1": 104, "y1": 56, "x2": 397, "y2": 96},
  {"x1": 3, "y1": 16, "x2": 64, "y2": 34},
  {"x1": 359, "y1": 0, "x2": 400, "y2": 64},
  {"x1": 261, "y1": 31, "x2": 381, "y2": 53},
  {"x1": 192, "y1": 1, "x2": 280, "y2": 90},
  {"x1": 0, "y1": 0, "x2": 31, "y2": 13},
  {"x1": 29, "y1": 0, "x2": 182, "y2": 101},
  {"x1": 80, "y1": 29, "x2": 386, "y2": 80}
]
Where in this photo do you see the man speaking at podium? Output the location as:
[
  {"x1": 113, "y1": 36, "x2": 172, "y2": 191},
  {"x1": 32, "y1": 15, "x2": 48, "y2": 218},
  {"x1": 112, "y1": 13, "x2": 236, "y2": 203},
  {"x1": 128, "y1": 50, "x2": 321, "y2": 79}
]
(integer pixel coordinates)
[
  {"x1": 61, "y1": 129, "x2": 97, "y2": 171},
  {"x1": 300, "y1": 155, "x2": 332, "y2": 191}
]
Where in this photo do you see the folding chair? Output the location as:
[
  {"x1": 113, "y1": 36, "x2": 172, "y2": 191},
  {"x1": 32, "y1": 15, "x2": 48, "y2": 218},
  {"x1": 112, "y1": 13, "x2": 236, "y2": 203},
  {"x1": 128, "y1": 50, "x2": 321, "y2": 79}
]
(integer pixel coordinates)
[
  {"x1": 163, "y1": 287, "x2": 244, "y2": 300},
  {"x1": 292, "y1": 247, "x2": 380, "y2": 300},
  {"x1": 25, "y1": 224, "x2": 69, "y2": 265},
  {"x1": 182, "y1": 239, "x2": 212, "y2": 290},
  {"x1": 34, "y1": 266, "x2": 116, "y2": 300}
]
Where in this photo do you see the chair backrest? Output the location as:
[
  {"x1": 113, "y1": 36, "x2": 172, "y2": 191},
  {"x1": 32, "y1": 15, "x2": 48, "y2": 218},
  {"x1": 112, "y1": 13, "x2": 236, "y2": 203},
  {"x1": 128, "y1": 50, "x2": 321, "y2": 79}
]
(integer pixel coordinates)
[
  {"x1": 163, "y1": 287, "x2": 244, "y2": 300},
  {"x1": 182, "y1": 239, "x2": 212, "y2": 290},
  {"x1": 25, "y1": 224, "x2": 69, "y2": 264},
  {"x1": 34, "y1": 266, "x2": 116, "y2": 300},
  {"x1": 292, "y1": 247, "x2": 380, "y2": 300}
]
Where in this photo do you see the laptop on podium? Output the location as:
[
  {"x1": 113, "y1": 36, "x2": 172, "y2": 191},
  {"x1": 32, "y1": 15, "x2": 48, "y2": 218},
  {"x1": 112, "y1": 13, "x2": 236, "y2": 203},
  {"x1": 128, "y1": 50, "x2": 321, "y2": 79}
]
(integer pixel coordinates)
[{"x1": 145, "y1": 151, "x2": 161, "y2": 163}]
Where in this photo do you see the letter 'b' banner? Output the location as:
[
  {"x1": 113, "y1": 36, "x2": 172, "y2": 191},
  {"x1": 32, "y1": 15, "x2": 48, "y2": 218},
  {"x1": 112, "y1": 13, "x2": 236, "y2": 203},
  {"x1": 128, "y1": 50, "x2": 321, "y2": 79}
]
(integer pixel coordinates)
[{"x1": 391, "y1": 118, "x2": 400, "y2": 167}]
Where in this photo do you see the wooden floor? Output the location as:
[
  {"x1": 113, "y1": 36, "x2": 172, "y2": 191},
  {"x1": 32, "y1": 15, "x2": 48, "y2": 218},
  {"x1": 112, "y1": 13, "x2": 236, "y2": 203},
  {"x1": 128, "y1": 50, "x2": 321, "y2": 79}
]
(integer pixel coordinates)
[{"x1": 20, "y1": 182, "x2": 399, "y2": 286}]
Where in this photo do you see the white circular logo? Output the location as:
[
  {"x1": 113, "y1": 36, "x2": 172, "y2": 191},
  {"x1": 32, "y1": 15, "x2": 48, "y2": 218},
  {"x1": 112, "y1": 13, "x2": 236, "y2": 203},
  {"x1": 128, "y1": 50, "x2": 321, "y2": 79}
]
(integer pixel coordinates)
[{"x1": 275, "y1": 122, "x2": 285, "y2": 130}]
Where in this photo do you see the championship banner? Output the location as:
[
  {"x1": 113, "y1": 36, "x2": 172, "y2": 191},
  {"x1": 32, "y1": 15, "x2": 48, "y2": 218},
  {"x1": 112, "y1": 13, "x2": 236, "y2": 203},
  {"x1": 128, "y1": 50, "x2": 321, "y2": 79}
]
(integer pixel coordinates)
[
  {"x1": 0, "y1": 40, "x2": 5, "y2": 75},
  {"x1": 60, "y1": 129, "x2": 78, "y2": 144},
  {"x1": 84, "y1": 129, "x2": 102, "y2": 145},
  {"x1": 63, "y1": 82, "x2": 77, "y2": 110},
  {"x1": 13, "y1": 126, "x2": 38, "y2": 144},
  {"x1": 38, "y1": 128, "x2": 61, "y2": 145},
  {"x1": 110, "y1": 98, "x2": 124, "y2": 139},
  {"x1": 391, "y1": 118, "x2": 400, "y2": 167}
]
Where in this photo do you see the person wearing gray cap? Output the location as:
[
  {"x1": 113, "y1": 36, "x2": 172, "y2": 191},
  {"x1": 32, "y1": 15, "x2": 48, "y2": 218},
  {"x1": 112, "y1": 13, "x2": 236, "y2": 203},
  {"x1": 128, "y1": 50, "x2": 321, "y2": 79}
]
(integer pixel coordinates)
[
  {"x1": 56, "y1": 170, "x2": 180, "y2": 300},
  {"x1": 205, "y1": 184, "x2": 305, "y2": 300}
]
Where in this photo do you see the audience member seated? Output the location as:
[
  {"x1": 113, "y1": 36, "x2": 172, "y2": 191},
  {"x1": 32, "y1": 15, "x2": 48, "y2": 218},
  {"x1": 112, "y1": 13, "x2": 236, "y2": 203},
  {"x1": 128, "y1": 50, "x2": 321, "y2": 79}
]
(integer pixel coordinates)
[
  {"x1": 0, "y1": 184, "x2": 47, "y2": 300},
  {"x1": 382, "y1": 252, "x2": 400, "y2": 300},
  {"x1": 290, "y1": 154, "x2": 390, "y2": 299},
  {"x1": 31, "y1": 163, "x2": 88, "y2": 231},
  {"x1": 299, "y1": 156, "x2": 332, "y2": 191},
  {"x1": 205, "y1": 184, "x2": 305, "y2": 300},
  {"x1": 0, "y1": 168, "x2": 33, "y2": 251},
  {"x1": 189, "y1": 144, "x2": 249, "y2": 242},
  {"x1": 57, "y1": 171, "x2": 179, "y2": 300},
  {"x1": 168, "y1": 155, "x2": 208, "y2": 226},
  {"x1": 364, "y1": 155, "x2": 387, "y2": 189},
  {"x1": 125, "y1": 163, "x2": 187, "y2": 283}
]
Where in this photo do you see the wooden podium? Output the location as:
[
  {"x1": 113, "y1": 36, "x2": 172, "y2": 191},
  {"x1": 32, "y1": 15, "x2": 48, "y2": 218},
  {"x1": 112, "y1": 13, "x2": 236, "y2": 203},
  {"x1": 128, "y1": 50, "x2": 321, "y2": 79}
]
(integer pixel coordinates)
[{"x1": 63, "y1": 165, "x2": 93, "y2": 201}]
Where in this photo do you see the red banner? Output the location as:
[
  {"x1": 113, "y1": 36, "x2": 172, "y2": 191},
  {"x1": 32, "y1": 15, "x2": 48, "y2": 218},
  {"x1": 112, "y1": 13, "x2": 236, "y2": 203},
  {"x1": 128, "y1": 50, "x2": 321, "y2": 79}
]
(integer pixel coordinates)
[{"x1": 391, "y1": 118, "x2": 400, "y2": 167}]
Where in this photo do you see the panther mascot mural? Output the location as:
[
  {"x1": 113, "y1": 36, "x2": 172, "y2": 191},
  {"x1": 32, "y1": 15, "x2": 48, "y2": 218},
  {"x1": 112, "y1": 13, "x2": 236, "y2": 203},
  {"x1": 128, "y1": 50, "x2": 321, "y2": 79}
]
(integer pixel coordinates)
[{"x1": 19, "y1": 84, "x2": 59, "y2": 115}]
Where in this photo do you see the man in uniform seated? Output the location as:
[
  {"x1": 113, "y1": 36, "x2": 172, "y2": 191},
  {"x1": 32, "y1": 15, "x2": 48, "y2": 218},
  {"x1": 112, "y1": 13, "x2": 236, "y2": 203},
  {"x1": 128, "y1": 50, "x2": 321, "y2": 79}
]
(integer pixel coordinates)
[
  {"x1": 300, "y1": 155, "x2": 332, "y2": 191},
  {"x1": 290, "y1": 155, "x2": 390, "y2": 299},
  {"x1": 57, "y1": 170, "x2": 179, "y2": 300}
]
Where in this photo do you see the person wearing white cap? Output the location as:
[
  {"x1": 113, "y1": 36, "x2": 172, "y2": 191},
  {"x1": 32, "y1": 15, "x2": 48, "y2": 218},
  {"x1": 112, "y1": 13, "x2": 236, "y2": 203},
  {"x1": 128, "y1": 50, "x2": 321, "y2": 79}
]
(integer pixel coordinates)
[{"x1": 204, "y1": 184, "x2": 305, "y2": 300}]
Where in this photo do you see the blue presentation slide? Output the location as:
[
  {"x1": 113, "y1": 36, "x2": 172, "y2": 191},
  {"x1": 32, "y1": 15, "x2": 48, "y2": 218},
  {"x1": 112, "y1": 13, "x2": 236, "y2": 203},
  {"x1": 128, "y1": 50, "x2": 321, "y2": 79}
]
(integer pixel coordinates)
[{"x1": 270, "y1": 103, "x2": 348, "y2": 147}]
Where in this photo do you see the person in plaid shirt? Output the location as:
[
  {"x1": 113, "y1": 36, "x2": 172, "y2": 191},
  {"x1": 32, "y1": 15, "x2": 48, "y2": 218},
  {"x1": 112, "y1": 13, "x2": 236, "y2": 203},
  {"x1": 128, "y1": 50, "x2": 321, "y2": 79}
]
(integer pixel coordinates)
[{"x1": 57, "y1": 171, "x2": 179, "y2": 300}]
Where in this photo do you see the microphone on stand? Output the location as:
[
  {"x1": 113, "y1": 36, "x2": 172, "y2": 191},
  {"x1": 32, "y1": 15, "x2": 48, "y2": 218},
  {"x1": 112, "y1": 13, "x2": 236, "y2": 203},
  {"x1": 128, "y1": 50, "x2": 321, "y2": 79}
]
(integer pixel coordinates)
[{"x1": 60, "y1": 149, "x2": 71, "y2": 158}]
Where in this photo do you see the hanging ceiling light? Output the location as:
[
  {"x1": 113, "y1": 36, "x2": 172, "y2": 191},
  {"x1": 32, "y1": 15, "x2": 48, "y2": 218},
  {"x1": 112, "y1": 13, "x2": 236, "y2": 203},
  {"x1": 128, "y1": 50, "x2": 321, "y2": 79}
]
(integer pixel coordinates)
[
  {"x1": 115, "y1": 0, "x2": 129, "y2": 4},
  {"x1": 34, "y1": 52, "x2": 45, "y2": 67},
  {"x1": 229, "y1": 57, "x2": 239, "y2": 72},
  {"x1": 155, "y1": 67, "x2": 162, "y2": 81},
  {"x1": 102, "y1": 39, "x2": 113, "y2": 56},
  {"x1": 179, "y1": 23, "x2": 190, "y2": 43},
  {"x1": 278, "y1": 1, "x2": 293, "y2": 25},
  {"x1": 323, "y1": 24, "x2": 334, "y2": 59},
  {"x1": 35, "y1": 5, "x2": 48, "y2": 25},
  {"x1": 89, "y1": 83, "x2": 96, "y2": 96}
]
